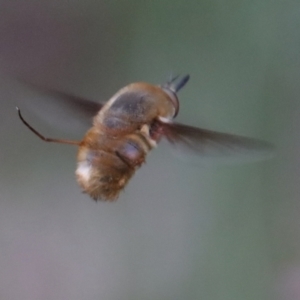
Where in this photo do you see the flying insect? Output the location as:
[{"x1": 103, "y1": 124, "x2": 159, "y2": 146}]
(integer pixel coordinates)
[{"x1": 17, "y1": 75, "x2": 272, "y2": 201}]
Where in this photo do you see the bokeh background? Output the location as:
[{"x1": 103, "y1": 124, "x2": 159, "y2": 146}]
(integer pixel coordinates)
[{"x1": 0, "y1": 1, "x2": 297, "y2": 299}]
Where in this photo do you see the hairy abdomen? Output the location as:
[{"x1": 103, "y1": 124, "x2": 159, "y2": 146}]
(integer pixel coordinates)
[{"x1": 75, "y1": 126, "x2": 155, "y2": 201}]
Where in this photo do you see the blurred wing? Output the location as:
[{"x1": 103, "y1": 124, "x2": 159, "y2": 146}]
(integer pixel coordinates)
[
  {"x1": 156, "y1": 120, "x2": 274, "y2": 163},
  {"x1": 16, "y1": 79, "x2": 103, "y2": 122},
  {"x1": 32, "y1": 88, "x2": 103, "y2": 120},
  {"x1": 13, "y1": 78, "x2": 105, "y2": 135}
]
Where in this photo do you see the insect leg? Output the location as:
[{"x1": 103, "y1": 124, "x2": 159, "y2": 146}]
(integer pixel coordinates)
[{"x1": 16, "y1": 107, "x2": 81, "y2": 146}]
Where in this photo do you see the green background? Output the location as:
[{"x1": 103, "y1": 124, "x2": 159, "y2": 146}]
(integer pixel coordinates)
[{"x1": 0, "y1": 1, "x2": 296, "y2": 299}]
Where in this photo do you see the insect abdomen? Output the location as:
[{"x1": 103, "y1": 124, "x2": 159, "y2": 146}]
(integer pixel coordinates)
[{"x1": 76, "y1": 127, "x2": 154, "y2": 201}]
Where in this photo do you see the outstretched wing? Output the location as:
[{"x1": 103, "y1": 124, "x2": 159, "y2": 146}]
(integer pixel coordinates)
[
  {"x1": 16, "y1": 79, "x2": 103, "y2": 120},
  {"x1": 154, "y1": 119, "x2": 274, "y2": 163},
  {"x1": 14, "y1": 79, "x2": 104, "y2": 134}
]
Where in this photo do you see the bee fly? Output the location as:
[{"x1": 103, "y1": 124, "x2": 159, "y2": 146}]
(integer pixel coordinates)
[{"x1": 17, "y1": 75, "x2": 273, "y2": 201}]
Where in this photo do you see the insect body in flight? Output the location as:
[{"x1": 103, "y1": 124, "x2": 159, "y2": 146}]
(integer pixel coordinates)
[{"x1": 17, "y1": 75, "x2": 272, "y2": 201}]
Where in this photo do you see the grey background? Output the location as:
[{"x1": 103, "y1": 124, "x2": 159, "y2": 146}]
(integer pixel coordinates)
[{"x1": 0, "y1": 1, "x2": 297, "y2": 299}]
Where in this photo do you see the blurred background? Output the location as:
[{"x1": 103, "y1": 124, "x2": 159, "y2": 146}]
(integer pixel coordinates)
[{"x1": 0, "y1": 0, "x2": 297, "y2": 299}]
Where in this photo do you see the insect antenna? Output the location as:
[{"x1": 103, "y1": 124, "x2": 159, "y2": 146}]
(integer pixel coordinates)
[
  {"x1": 16, "y1": 107, "x2": 81, "y2": 146},
  {"x1": 164, "y1": 74, "x2": 190, "y2": 93},
  {"x1": 173, "y1": 74, "x2": 190, "y2": 92},
  {"x1": 168, "y1": 73, "x2": 179, "y2": 85}
]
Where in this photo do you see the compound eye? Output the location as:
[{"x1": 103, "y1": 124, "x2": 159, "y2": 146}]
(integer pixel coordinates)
[
  {"x1": 161, "y1": 88, "x2": 179, "y2": 118},
  {"x1": 160, "y1": 74, "x2": 189, "y2": 118}
]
